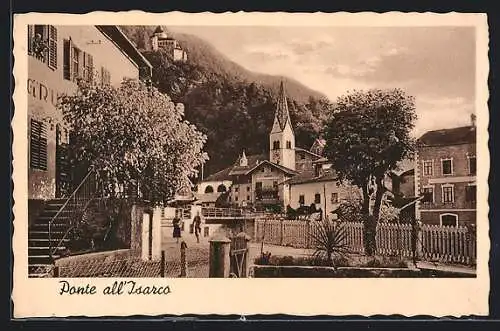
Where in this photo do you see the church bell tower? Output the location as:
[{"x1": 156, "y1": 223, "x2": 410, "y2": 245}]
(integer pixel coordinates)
[{"x1": 269, "y1": 81, "x2": 295, "y2": 170}]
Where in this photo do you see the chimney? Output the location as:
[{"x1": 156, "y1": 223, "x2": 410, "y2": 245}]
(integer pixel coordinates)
[{"x1": 471, "y1": 113, "x2": 477, "y2": 127}]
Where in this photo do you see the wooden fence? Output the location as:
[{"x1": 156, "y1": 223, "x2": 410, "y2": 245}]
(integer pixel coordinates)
[{"x1": 254, "y1": 219, "x2": 476, "y2": 265}]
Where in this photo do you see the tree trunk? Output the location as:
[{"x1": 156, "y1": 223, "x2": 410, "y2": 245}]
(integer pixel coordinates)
[
  {"x1": 362, "y1": 177, "x2": 386, "y2": 256},
  {"x1": 361, "y1": 184, "x2": 376, "y2": 256}
]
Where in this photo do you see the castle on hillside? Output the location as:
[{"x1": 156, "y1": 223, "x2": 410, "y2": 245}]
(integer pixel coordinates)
[{"x1": 149, "y1": 26, "x2": 188, "y2": 62}]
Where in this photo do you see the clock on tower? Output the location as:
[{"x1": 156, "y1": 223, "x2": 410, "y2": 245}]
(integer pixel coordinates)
[{"x1": 272, "y1": 149, "x2": 280, "y2": 164}]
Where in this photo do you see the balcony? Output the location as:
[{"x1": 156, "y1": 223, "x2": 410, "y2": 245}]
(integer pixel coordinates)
[
  {"x1": 420, "y1": 201, "x2": 476, "y2": 210},
  {"x1": 255, "y1": 187, "x2": 279, "y2": 204}
]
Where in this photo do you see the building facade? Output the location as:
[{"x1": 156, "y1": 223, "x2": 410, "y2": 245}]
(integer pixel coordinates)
[
  {"x1": 149, "y1": 26, "x2": 188, "y2": 62},
  {"x1": 27, "y1": 25, "x2": 152, "y2": 214},
  {"x1": 415, "y1": 117, "x2": 477, "y2": 226},
  {"x1": 196, "y1": 81, "x2": 326, "y2": 210}
]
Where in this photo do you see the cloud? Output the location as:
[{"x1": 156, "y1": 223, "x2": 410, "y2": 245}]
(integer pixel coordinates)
[{"x1": 173, "y1": 26, "x2": 476, "y2": 136}]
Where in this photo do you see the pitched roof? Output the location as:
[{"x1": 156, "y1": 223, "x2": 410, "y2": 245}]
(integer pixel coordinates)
[
  {"x1": 310, "y1": 138, "x2": 326, "y2": 155},
  {"x1": 418, "y1": 125, "x2": 476, "y2": 147},
  {"x1": 246, "y1": 160, "x2": 299, "y2": 176},
  {"x1": 391, "y1": 159, "x2": 415, "y2": 176},
  {"x1": 272, "y1": 81, "x2": 293, "y2": 132},
  {"x1": 193, "y1": 192, "x2": 221, "y2": 204},
  {"x1": 203, "y1": 166, "x2": 233, "y2": 182},
  {"x1": 153, "y1": 26, "x2": 164, "y2": 34},
  {"x1": 96, "y1": 26, "x2": 152, "y2": 73},
  {"x1": 284, "y1": 169, "x2": 338, "y2": 185},
  {"x1": 295, "y1": 147, "x2": 323, "y2": 159},
  {"x1": 229, "y1": 153, "x2": 267, "y2": 176}
]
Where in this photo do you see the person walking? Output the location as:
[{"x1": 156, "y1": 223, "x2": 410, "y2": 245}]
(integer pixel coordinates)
[
  {"x1": 193, "y1": 212, "x2": 202, "y2": 243},
  {"x1": 173, "y1": 217, "x2": 181, "y2": 244}
]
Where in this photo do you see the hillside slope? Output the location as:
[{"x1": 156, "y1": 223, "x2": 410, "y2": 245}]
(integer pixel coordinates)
[
  {"x1": 120, "y1": 25, "x2": 325, "y2": 103},
  {"x1": 120, "y1": 25, "x2": 333, "y2": 177}
]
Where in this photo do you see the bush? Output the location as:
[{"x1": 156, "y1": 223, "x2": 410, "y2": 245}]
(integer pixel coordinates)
[
  {"x1": 361, "y1": 256, "x2": 408, "y2": 268},
  {"x1": 253, "y1": 254, "x2": 351, "y2": 267}
]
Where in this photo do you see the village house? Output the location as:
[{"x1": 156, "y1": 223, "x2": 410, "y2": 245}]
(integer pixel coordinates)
[
  {"x1": 196, "y1": 82, "x2": 334, "y2": 211},
  {"x1": 149, "y1": 25, "x2": 188, "y2": 62},
  {"x1": 415, "y1": 115, "x2": 477, "y2": 226},
  {"x1": 27, "y1": 24, "x2": 152, "y2": 224}
]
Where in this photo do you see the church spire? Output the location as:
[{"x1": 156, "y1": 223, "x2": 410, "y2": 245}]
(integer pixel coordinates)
[{"x1": 274, "y1": 80, "x2": 292, "y2": 132}]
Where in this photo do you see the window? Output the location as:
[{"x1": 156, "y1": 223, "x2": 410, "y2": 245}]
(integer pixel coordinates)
[
  {"x1": 28, "y1": 25, "x2": 57, "y2": 69},
  {"x1": 204, "y1": 185, "x2": 214, "y2": 193},
  {"x1": 83, "y1": 52, "x2": 94, "y2": 82},
  {"x1": 469, "y1": 156, "x2": 477, "y2": 175},
  {"x1": 442, "y1": 185, "x2": 454, "y2": 203},
  {"x1": 72, "y1": 46, "x2": 81, "y2": 81},
  {"x1": 299, "y1": 195, "x2": 305, "y2": 205},
  {"x1": 273, "y1": 181, "x2": 278, "y2": 189},
  {"x1": 422, "y1": 187, "x2": 434, "y2": 203},
  {"x1": 314, "y1": 193, "x2": 321, "y2": 204},
  {"x1": 301, "y1": 154, "x2": 305, "y2": 160},
  {"x1": 331, "y1": 192, "x2": 339, "y2": 204},
  {"x1": 261, "y1": 167, "x2": 265, "y2": 173},
  {"x1": 423, "y1": 160, "x2": 433, "y2": 176},
  {"x1": 273, "y1": 141, "x2": 280, "y2": 150},
  {"x1": 235, "y1": 196, "x2": 238, "y2": 202},
  {"x1": 466, "y1": 185, "x2": 476, "y2": 202},
  {"x1": 440, "y1": 214, "x2": 458, "y2": 227},
  {"x1": 286, "y1": 141, "x2": 292, "y2": 149},
  {"x1": 30, "y1": 119, "x2": 48, "y2": 171},
  {"x1": 235, "y1": 187, "x2": 239, "y2": 192},
  {"x1": 101, "y1": 66, "x2": 111, "y2": 86},
  {"x1": 247, "y1": 186, "x2": 250, "y2": 192},
  {"x1": 246, "y1": 195, "x2": 250, "y2": 201},
  {"x1": 204, "y1": 226, "x2": 209, "y2": 237},
  {"x1": 217, "y1": 184, "x2": 226, "y2": 193},
  {"x1": 442, "y1": 159, "x2": 453, "y2": 175}
]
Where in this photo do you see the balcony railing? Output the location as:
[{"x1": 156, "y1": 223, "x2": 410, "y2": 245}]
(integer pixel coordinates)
[{"x1": 420, "y1": 201, "x2": 476, "y2": 210}]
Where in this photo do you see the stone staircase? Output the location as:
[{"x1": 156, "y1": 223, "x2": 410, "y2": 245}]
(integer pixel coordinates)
[{"x1": 28, "y1": 199, "x2": 73, "y2": 277}]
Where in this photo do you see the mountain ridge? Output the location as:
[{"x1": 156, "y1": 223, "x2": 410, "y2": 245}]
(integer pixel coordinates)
[
  {"x1": 120, "y1": 25, "x2": 332, "y2": 176},
  {"x1": 120, "y1": 25, "x2": 326, "y2": 103}
]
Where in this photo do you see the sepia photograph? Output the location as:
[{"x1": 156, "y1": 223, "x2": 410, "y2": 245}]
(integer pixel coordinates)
[{"x1": 12, "y1": 11, "x2": 489, "y2": 317}]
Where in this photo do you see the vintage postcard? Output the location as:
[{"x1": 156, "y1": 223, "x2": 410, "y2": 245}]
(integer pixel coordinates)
[{"x1": 12, "y1": 11, "x2": 490, "y2": 318}]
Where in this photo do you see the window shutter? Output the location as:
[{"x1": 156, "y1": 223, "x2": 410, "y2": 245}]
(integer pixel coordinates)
[
  {"x1": 78, "y1": 49, "x2": 84, "y2": 81},
  {"x1": 30, "y1": 119, "x2": 48, "y2": 171},
  {"x1": 27, "y1": 25, "x2": 34, "y2": 54},
  {"x1": 82, "y1": 52, "x2": 88, "y2": 81},
  {"x1": 88, "y1": 53, "x2": 94, "y2": 82},
  {"x1": 63, "y1": 39, "x2": 72, "y2": 80},
  {"x1": 48, "y1": 25, "x2": 57, "y2": 69}
]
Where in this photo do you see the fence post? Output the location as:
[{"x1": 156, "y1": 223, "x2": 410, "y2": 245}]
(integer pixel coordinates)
[
  {"x1": 180, "y1": 241, "x2": 188, "y2": 278},
  {"x1": 412, "y1": 220, "x2": 423, "y2": 265},
  {"x1": 209, "y1": 235, "x2": 231, "y2": 278},
  {"x1": 53, "y1": 265, "x2": 59, "y2": 278},
  {"x1": 160, "y1": 250, "x2": 165, "y2": 277},
  {"x1": 280, "y1": 220, "x2": 285, "y2": 245}
]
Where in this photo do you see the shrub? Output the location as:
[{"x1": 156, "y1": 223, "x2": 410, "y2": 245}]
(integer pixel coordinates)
[{"x1": 310, "y1": 220, "x2": 350, "y2": 268}]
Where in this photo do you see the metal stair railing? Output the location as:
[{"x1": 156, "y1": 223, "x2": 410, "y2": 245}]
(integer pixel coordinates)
[{"x1": 48, "y1": 167, "x2": 99, "y2": 261}]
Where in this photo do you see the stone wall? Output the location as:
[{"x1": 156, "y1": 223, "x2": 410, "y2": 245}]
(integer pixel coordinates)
[{"x1": 28, "y1": 199, "x2": 46, "y2": 227}]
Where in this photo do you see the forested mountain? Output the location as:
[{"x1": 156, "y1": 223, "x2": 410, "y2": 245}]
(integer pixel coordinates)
[{"x1": 120, "y1": 25, "x2": 334, "y2": 177}]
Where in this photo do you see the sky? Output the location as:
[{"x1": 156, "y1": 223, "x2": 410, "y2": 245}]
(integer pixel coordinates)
[{"x1": 169, "y1": 26, "x2": 476, "y2": 138}]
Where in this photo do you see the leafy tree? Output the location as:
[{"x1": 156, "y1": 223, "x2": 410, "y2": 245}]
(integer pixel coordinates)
[
  {"x1": 59, "y1": 78, "x2": 208, "y2": 204},
  {"x1": 140, "y1": 48, "x2": 335, "y2": 176},
  {"x1": 323, "y1": 88, "x2": 417, "y2": 255}
]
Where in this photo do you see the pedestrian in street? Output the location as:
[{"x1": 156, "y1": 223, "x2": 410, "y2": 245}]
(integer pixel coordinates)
[
  {"x1": 193, "y1": 212, "x2": 202, "y2": 243},
  {"x1": 173, "y1": 217, "x2": 181, "y2": 243}
]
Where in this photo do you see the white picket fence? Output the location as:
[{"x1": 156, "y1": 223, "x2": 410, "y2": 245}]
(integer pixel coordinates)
[{"x1": 254, "y1": 219, "x2": 476, "y2": 265}]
